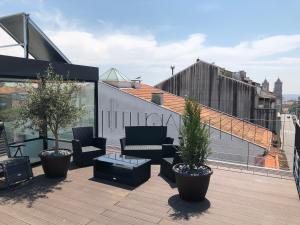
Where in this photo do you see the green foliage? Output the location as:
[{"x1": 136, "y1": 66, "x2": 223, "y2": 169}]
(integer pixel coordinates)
[
  {"x1": 17, "y1": 65, "x2": 85, "y2": 152},
  {"x1": 0, "y1": 107, "x2": 17, "y2": 122},
  {"x1": 178, "y1": 99, "x2": 210, "y2": 168}
]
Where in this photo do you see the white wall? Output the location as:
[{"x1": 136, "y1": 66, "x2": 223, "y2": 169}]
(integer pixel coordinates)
[
  {"x1": 98, "y1": 82, "x2": 266, "y2": 166},
  {"x1": 98, "y1": 82, "x2": 181, "y2": 146}
]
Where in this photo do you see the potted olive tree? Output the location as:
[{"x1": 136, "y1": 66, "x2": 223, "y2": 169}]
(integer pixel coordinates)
[
  {"x1": 18, "y1": 65, "x2": 84, "y2": 178},
  {"x1": 173, "y1": 98, "x2": 212, "y2": 201}
]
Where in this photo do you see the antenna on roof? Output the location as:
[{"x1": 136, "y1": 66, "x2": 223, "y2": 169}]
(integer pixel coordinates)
[{"x1": 170, "y1": 66, "x2": 175, "y2": 75}]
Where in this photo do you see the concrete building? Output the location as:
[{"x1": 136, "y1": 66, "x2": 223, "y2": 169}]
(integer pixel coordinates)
[
  {"x1": 274, "y1": 78, "x2": 283, "y2": 113},
  {"x1": 255, "y1": 88, "x2": 277, "y2": 131},
  {"x1": 155, "y1": 59, "x2": 278, "y2": 131},
  {"x1": 297, "y1": 97, "x2": 300, "y2": 119}
]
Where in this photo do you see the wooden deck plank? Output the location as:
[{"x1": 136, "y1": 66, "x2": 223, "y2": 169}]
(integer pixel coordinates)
[
  {"x1": 0, "y1": 211, "x2": 30, "y2": 225},
  {"x1": 0, "y1": 205, "x2": 55, "y2": 225},
  {"x1": 101, "y1": 209, "x2": 156, "y2": 225},
  {"x1": 0, "y1": 147, "x2": 299, "y2": 225}
]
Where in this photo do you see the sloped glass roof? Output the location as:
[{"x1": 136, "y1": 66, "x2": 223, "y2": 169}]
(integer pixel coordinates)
[
  {"x1": 0, "y1": 13, "x2": 70, "y2": 63},
  {"x1": 99, "y1": 68, "x2": 130, "y2": 82}
]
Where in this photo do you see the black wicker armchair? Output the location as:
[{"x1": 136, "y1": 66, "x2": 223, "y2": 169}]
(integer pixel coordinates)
[
  {"x1": 120, "y1": 126, "x2": 174, "y2": 164},
  {"x1": 0, "y1": 122, "x2": 33, "y2": 188},
  {"x1": 72, "y1": 127, "x2": 106, "y2": 167},
  {"x1": 160, "y1": 144, "x2": 182, "y2": 182}
]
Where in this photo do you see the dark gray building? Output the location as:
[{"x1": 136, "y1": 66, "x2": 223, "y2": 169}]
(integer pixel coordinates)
[
  {"x1": 297, "y1": 97, "x2": 300, "y2": 120},
  {"x1": 155, "y1": 59, "x2": 278, "y2": 131}
]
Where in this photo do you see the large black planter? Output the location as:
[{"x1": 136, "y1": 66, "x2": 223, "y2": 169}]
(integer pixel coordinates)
[
  {"x1": 173, "y1": 163, "x2": 213, "y2": 201},
  {"x1": 39, "y1": 149, "x2": 72, "y2": 178}
]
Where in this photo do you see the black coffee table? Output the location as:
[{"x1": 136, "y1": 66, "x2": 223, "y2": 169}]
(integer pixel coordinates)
[{"x1": 93, "y1": 153, "x2": 151, "y2": 187}]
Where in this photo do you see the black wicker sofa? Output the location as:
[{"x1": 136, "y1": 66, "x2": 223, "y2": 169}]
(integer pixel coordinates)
[{"x1": 120, "y1": 126, "x2": 174, "y2": 164}]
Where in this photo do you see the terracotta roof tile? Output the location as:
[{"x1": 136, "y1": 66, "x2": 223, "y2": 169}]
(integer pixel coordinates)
[
  {"x1": 121, "y1": 84, "x2": 272, "y2": 149},
  {"x1": 0, "y1": 86, "x2": 22, "y2": 95}
]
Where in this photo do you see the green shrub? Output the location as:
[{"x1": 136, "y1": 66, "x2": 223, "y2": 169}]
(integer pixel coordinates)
[{"x1": 178, "y1": 98, "x2": 211, "y2": 169}]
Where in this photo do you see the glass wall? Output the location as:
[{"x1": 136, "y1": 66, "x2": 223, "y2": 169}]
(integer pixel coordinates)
[
  {"x1": 0, "y1": 79, "x2": 96, "y2": 163},
  {"x1": 0, "y1": 80, "x2": 39, "y2": 142},
  {"x1": 48, "y1": 82, "x2": 95, "y2": 140}
]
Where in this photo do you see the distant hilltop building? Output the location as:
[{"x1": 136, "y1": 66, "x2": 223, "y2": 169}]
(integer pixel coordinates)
[
  {"x1": 273, "y1": 78, "x2": 283, "y2": 113},
  {"x1": 155, "y1": 59, "x2": 279, "y2": 131},
  {"x1": 262, "y1": 78, "x2": 269, "y2": 92}
]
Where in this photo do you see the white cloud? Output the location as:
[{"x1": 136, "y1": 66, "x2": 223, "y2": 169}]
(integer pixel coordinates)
[
  {"x1": 48, "y1": 30, "x2": 300, "y2": 93},
  {"x1": 1, "y1": 11, "x2": 300, "y2": 93},
  {"x1": 0, "y1": 27, "x2": 25, "y2": 57}
]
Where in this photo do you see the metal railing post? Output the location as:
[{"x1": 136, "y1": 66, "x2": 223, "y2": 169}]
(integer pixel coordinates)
[
  {"x1": 115, "y1": 111, "x2": 117, "y2": 128},
  {"x1": 242, "y1": 120, "x2": 244, "y2": 140},
  {"x1": 247, "y1": 142, "x2": 250, "y2": 170},
  {"x1": 179, "y1": 114, "x2": 182, "y2": 131},
  {"x1": 108, "y1": 111, "x2": 111, "y2": 129},
  {"x1": 231, "y1": 118, "x2": 233, "y2": 140},
  {"x1": 254, "y1": 124, "x2": 257, "y2": 142},
  {"x1": 209, "y1": 117, "x2": 211, "y2": 138},
  {"x1": 282, "y1": 115, "x2": 286, "y2": 150},
  {"x1": 219, "y1": 116, "x2": 222, "y2": 139},
  {"x1": 122, "y1": 112, "x2": 125, "y2": 128},
  {"x1": 101, "y1": 110, "x2": 103, "y2": 137},
  {"x1": 145, "y1": 113, "x2": 148, "y2": 126},
  {"x1": 267, "y1": 129, "x2": 269, "y2": 148}
]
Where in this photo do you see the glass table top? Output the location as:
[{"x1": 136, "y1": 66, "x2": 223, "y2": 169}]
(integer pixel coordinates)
[{"x1": 95, "y1": 153, "x2": 151, "y2": 167}]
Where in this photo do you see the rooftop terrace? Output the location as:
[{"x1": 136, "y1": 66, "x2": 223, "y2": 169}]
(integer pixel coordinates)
[{"x1": 0, "y1": 147, "x2": 298, "y2": 225}]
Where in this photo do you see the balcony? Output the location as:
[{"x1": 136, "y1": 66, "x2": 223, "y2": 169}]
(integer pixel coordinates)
[{"x1": 0, "y1": 147, "x2": 298, "y2": 225}]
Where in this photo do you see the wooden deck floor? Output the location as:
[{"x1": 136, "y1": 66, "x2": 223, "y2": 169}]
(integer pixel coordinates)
[{"x1": 0, "y1": 155, "x2": 299, "y2": 224}]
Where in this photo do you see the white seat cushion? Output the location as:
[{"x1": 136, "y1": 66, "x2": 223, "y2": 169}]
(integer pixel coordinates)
[
  {"x1": 82, "y1": 146, "x2": 101, "y2": 153},
  {"x1": 0, "y1": 155, "x2": 9, "y2": 161},
  {"x1": 124, "y1": 145, "x2": 162, "y2": 151}
]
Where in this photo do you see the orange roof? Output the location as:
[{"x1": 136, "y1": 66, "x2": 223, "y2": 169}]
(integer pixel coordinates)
[
  {"x1": 121, "y1": 83, "x2": 273, "y2": 149},
  {"x1": 0, "y1": 86, "x2": 22, "y2": 95}
]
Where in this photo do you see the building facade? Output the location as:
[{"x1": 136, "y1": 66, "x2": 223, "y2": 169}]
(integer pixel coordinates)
[
  {"x1": 297, "y1": 97, "x2": 300, "y2": 120},
  {"x1": 155, "y1": 60, "x2": 278, "y2": 131}
]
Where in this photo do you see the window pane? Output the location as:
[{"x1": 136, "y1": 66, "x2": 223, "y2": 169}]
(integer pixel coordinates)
[
  {"x1": 0, "y1": 80, "x2": 40, "y2": 163},
  {"x1": 0, "y1": 80, "x2": 39, "y2": 142},
  {"x1": 48, "y1": 82, "x2": 95, "y2": 140}
]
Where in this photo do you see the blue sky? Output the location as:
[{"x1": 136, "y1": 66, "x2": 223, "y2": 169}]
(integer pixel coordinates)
[{"x1": 1, "y1": 0, "x2": 300, "y2": 94}]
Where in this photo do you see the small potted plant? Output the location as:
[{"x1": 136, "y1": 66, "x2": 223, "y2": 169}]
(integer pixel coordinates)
[
  {"x1": 18, "y1": 65, "x2": 85, "y2": 178},
  {"x1": 173, "y1": 98, "x2": 212, "y2": 201}
]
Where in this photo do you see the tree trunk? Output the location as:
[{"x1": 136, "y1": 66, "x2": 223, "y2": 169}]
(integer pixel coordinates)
[
  {"x1": 40, "y1": 77, "x2": 48, "y2": 150},
  {"x1": 54, "y1": 132, "x2": 59, "y2": 154}
]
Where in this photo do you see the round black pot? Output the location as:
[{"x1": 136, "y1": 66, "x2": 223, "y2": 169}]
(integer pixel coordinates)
[
  {"x1": 39, "y1": 149, "x2": 72, "y2": 178},
  {"x1": 173, "y1": 163, "x2": 213, "y2": 201}
]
